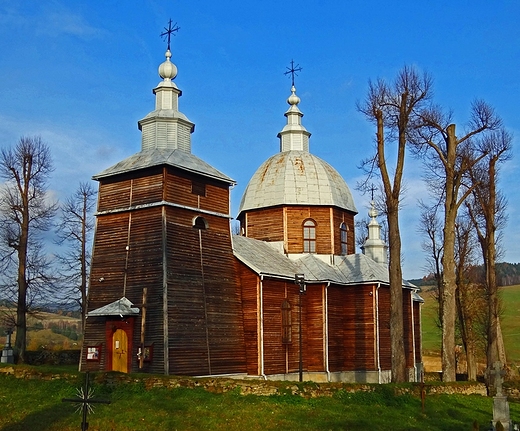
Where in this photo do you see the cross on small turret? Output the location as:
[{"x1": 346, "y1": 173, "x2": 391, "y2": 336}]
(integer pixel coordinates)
[
  {"x1": 369, "y1": 184, "x2": 377, "y2": 201},
  {"x1": 285, "y1": 59, "x2": 302, "y2": 87},
  {"x1": 161, "y1": 19, "x2": 180, "y2": 51}
]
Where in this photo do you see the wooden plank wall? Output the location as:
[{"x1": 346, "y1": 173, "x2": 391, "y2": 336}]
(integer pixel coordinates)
[
  {"x1": 332, "y1": 208, "x2": 356, "y2": 255},
  {"x1": 343, "y1": 284, "x2": 377, "y2": 370},
  {"x1": 257, "y1": 279, "x2": 326, "y2": 375},
  {"x1": 236, "y1": 262, "x2": 260, "y2": 375},
  {"x1": 165, "y1": 206, "x2": 246, "y2": 375},
  {"x1": 326, "y1": 286, "x2": 344, "y2": 372},
  {"x1": 327, "y1": 284, "x2": 377, "y2": 372},
  {"x1": 240, "y1": 205, "x2": 356, "y2": 256},
  {"x1": 83, "y1": 166, "x2": 242, "y2": 375},
  {"x1": 377, "y1": 286, "x2": 392, "y2": 371},
  {"x1": 413, "y1": 301, "x2": 422, "y2": 363},
  {"x1": 305, "y1": 285, "x2": 325, "y2": 371},
  {"x1": 239, "y1": 207, "x2": 284, "y2": 242},
  {"x1": 402, "y1": 289, "x2": 415, "y2": 368},
  {"x1": 261, "y1": 278, "x2": 295, "y2": 375},
  {"x1": 82, "y1": 206, "x2": 166, "y2": 374},
  {"x1": 164, "y1": 168, "x2": 230, "y2": 215},
  {"x1": 285, "y1": 207, "x2": 331, "y2": 254},
  {"x1": 125, "y1": 206, "x2": 164, "y2": 374}
]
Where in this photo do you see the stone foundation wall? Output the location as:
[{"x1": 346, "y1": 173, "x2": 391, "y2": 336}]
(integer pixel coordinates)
[{"x1": 0, "y1": 365, "x2": 491, "y2": 398}]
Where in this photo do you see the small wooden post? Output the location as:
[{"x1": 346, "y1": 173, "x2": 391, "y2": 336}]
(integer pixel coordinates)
[{"x1": 420, "y1": 370, "x2": 426, "y2": 413}]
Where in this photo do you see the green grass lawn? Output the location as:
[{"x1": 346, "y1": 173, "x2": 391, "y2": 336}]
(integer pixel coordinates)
[
  {"x1": 421, "y1": 284, "x2": 520, "y2": 363},
  {"x1": 0, "y1": 370, "x2": 517, "y2": 431}
]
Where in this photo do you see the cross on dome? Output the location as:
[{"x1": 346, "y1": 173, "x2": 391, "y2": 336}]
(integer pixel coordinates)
[
  {"x1": 284, "y1": 59, "x2": 302, "y2": 87},
  {"x1": 161, "y1": 19, "x2": 180, "y2": 51}
]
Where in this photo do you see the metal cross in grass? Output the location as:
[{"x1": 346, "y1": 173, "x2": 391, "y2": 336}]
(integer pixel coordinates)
[
  {"x1": 161, "y1": 18, "x2": 180, "y2": 51},
  {"x1": 62, "y1": 372, "x2": 110, "y2": 431}
]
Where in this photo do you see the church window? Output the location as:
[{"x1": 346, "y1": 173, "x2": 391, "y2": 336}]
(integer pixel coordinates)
[
  {"x1": 303, "y1": 219, "x2": 316, "y2": 253},
  {"x1": 191, "y1": 180, "x2": 206, "y2": 196},
  {"x1": 340, "y1": 222, "x2": 348, "y2": 255},
  {"x1": 193, "y1": 216, "x2": 208, "y2": 230},
  {"x1": 281, "y1": 300, "x2": 292, "y2": 344}
]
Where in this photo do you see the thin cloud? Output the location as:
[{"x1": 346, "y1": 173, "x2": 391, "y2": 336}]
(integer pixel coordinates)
[{"x1": 37, "y1": 7, "x2": 106, "y2": 40}]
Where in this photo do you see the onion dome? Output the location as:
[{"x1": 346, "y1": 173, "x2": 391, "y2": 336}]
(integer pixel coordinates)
[{"x1": 238, "y1": 84, "x2": 357, "y2": 216}]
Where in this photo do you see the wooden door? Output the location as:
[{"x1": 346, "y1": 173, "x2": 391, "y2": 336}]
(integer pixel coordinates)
[{"x1": 112, "y1": 329, "x2": 128, "y2": 373}]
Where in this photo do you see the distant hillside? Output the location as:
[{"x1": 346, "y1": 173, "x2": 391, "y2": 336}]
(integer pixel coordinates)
[{"x1": 408, "y1": 262, "x2": 520, "y2": 288}]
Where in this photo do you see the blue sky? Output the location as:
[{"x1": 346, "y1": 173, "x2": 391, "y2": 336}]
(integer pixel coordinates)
[{"x1": 0, "y1": 1, "x2": 518, "y2": 278}]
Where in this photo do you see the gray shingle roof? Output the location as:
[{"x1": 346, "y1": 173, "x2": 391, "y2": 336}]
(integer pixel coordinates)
[
  {"x1": 232, "y1": 235, "x2": 416, "y2": 289},
  {"x1": 93, "y1": 148, "x2": 235, "y2": 184},
  {"x1": 87, "y1": 297, "x2": 140, "y2": 317}
]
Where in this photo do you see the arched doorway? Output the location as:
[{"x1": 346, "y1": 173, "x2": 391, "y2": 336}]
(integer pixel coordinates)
[{"x1": 112, "y1": 329, "x2": 128, "y2": 373}]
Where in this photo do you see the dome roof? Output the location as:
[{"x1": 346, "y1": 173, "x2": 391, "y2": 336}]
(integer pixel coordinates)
[{"x1": 238, "y1": 150, "x2": 357, "y2": 215}]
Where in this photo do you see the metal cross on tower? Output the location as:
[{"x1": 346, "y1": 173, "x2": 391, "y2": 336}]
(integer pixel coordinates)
[
  {"x1": 161, "y1": 18, "x2": 180, "y2": 51},
  {"x1": 285, "y1": 59, "x2": 302, "y2": 87},
  {"x1": 62, "y1": 372, "x2": 110, "y2": 431},
  {"x1": 369, "y1": 184, "x2": 377, "y2": 201}
]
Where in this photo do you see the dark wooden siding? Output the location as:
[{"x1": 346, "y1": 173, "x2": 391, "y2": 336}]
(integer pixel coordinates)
[
  {"x1": 343, "y1": 284, "x2": 377, "y2": 370},
  {"x1": 97, "y1": 180, "x2": 131, "y2": 213},
  {"x1": 262, "y1": 279, "x2": 294, "y2": 375},
  {"x1": 259, "y1": 279, "x2": 326, "y2": 375},
  {"x1": 305, "y1": 284, "x2": 325, "y2": 371},
  {"x1": 327, "y1": 284, "x2": 377, "y2": 372},
  {"x1": 378, "y1": 286, "x2": 392, "y2": 371},
  {"x1": 164, "y1": 168, "x2": 230, "y2": 215},
  {"x1": 84, "y1": 164, "x2": 242, "y2": 376},
  {"x1": 82, "y1": 206, "x2": 166, "y2": 374},
  {"x1": 403, "y1": 289, "x2": 415, "y2": 368},
  {"x1": 285, "y1": 207, "x2": 331, "y2": 254},
  {"x1": 332, "y1": 208, "x2": 356, "y2": 255},
  {"x1": 239, "y1": 207, "x2": 284, "y2": 242},
  {"x1": 165, "y1": 206, "x2": 246, "y2": 375},
  {"x1": 240, "y1": 206, "x2": 356, "y2": 255},
  {"x1": 326, "y1": 286, "x2": 344, "y2": 372},
  {"x1": 237, "y1": 262, "x2": 260, "y2": 375},
  {"x1": 413, "y1": 301, "x2": 422, "y2": 363},
  {"x1": 129, "y1": 173, "x2": 164, "y2": 206}
]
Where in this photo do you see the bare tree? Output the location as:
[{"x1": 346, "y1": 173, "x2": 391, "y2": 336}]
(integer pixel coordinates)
[
  {"x1": 55, "y1": 182, "x2": 96, "y2": 332},
  {"x1": 466, "y1": 129, "x2": 512, "y2": 374},
  {"x1": 412, "y1": 100, "x2": 501, "y2": 381},
  {"x1": 418, "y1": 201, "x2": 443, "y2": 303},
  {"x1": 0, "y1": 136, "x2": 57, "y2": 362},
  {"x1": 453, "y1": 215, "x2": 483, "y2": 381},
  {"x1": 358, "y1": 66, "x2": 432, "y2": 382}
]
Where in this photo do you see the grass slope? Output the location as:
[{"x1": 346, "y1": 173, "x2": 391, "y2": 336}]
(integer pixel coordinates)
[
  {"x1": 421, "y1": 284, "x2": 520, "y2": 364},
  {"x1": 0, "y1": 371, "x2": 517, "y2": 431}
]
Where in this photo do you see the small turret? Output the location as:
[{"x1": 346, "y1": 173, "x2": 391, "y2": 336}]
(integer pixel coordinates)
[{"x1": 361, "y1": 201, "x2": 388, "y2": 264}]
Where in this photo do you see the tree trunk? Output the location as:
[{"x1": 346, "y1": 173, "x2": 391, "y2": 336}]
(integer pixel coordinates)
[
  {"x1": 388, "y1": 203, "x2": 406, "y2": 382},
  {"x1": 466, "y1": 337, "x2": 478, "y2": 381},
  {"x1": 441, "y1": 124, "x2": 458, "y2": 382},
  {"x1": 15, "y1": 211, "x2": 29, "y2": 363},
  {"x1": 375, "y1": 109, "x2": 406, "y2": 382}
]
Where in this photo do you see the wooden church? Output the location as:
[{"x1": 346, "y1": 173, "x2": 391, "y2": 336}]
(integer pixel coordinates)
[{"x1": 80, "y1": 36, "x2": 423, "y2": 383}]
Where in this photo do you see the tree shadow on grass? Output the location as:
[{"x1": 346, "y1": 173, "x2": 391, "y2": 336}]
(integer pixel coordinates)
[{"x1": 1, "y1": 403, "x2": 75, "y2": 431}]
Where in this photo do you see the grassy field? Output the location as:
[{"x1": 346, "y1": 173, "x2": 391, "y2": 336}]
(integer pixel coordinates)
[
  {"x1": 421, "y1": 284, "x2": 520, "y2": 365},
  {"x1": 0, "y1": 368, "x2": 518, "y2": 431}
]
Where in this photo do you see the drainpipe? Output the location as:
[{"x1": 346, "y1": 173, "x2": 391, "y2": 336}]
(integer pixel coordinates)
[
  {"x1": 259, "y1": 275, "x2": 266, "y2": 380},
  {"x1": 375, "y1": 283, "x2": 381, "y2": 384},
  {"x1": 324, "y1": 282, "x2": 331, "y2": 382}
]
